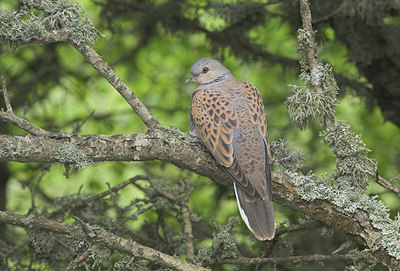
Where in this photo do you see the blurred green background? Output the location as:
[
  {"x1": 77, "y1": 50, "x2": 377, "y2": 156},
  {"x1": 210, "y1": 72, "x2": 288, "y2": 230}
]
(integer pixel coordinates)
[{"x1": 1, "y1": 0, "x2": 400, "y2": 270}]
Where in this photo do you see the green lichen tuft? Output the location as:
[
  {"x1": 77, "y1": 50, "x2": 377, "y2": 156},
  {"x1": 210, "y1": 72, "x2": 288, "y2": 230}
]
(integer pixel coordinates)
[
  {"x1": 287, "y1": 169, "x2": 400, "y2": 260},
  {"x1": 195, "y1": 217, "x2": 239, "y2": 265},
  {"x1": 270, "y1": 139, "x2": 305, "y2": 170},
  {"x1": 286, "y1": 85, "x2": 339, "y2": 130},
  {"x1": 89, "y1": 246, "x2": 111, "y2": 268},
  {"x1": 344, "y1": 249, "x2": 375, "y2": 270},
  {"x1": 114, "y1": 253, "x2": 148, "y2": 271},
  {"x1": 0, "y1": 0, "x2": 102, "y2": 53},
  {"x1": 54, "y1": 142, "x2": 94, "y2": 169},
  {"x1": 27, "y1": 229, "x2": 55, "y2": 255},
  {"x1": 321, "y1": 121, "x2": 377, "y2": 189},
  {"x1": 379, "y1": 214, "x2": 400, "y2": 260}
]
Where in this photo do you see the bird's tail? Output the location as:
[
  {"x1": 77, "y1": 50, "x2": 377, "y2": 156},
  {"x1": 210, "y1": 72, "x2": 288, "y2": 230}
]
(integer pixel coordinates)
[{"x1": 234, "y1": 183, "x2": 275, "y2": 240}]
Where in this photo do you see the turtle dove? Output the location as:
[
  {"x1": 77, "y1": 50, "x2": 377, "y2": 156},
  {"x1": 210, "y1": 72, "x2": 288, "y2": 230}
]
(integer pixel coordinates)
[{"x1": 185, "y1": 58, "x2": 275, "y2": 240}]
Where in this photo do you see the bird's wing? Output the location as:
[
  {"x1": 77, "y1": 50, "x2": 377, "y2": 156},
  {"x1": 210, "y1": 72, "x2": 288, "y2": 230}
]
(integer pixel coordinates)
[
  {"x1": 230, "y1": 81, "x2": 275, "y2": 240},
  {"x1": 190, "y1": 87, "x2": 259, "y2": 197},
  {"x1": 238, "y1": 81, "x2": 272, "y2": 199}
]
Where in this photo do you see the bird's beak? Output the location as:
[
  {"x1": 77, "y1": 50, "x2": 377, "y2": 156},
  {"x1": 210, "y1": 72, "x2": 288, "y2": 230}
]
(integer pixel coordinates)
[{"x1": 184, "y1": 75, "x2": 195, "y2": 85}]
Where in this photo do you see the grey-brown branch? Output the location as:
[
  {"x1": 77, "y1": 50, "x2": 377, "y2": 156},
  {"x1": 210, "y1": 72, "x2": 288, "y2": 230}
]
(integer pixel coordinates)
[{"x1": 0, "y1": 211, "x2": 209, "y2": 271}]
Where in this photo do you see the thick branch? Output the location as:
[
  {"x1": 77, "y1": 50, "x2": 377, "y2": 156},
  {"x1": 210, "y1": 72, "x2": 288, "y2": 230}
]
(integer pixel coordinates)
[
  {"x1": 0, "y1": 132, "x2": 226, "y2": 186},
  {"x1": 0, "y1": 132, "x2": 399, "y2": 269},
  {"x1": 0, "y1": 211, "x2": 208, "y2": 271}
]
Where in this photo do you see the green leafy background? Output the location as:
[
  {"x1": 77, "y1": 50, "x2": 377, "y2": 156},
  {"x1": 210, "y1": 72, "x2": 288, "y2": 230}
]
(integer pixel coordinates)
[{"x1": 1, "y1": 0, "x2": 400, "y2": 270}]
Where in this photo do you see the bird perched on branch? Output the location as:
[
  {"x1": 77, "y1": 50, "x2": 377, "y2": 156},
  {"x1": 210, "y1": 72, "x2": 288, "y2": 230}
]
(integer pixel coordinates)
[{"x1": 185, "y1": 58, "x2": 275, "y2": 240}]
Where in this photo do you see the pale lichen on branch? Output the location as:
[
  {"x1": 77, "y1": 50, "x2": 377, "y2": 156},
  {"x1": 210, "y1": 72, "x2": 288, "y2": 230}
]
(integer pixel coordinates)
[
  {"x1": 0, "y1": 0, "x2": 101, "y2": 52},
  {"x1": 282, "y1": 0, "x2": 400, "y2": 265}
]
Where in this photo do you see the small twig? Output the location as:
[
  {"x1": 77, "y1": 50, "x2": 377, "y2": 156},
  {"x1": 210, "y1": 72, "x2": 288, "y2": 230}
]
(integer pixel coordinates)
[
  {"x1": 312, "y1": 8, "x2": 340, "y2": 24},
  {"x1": 276, "y1": 220, "x2": 322, "y2": 235},
  {"x1": 389, "y1": 174, "x2": 400, "y2": 183},
  {"x1": 220, "y1": 253, "x2": 365, "y2": 265},
  {"x1": 263, "y1": 237, "x2": 279, "y2": 259},
  {"x1": 53, "y1": 236, "x2": 73, "y2": 252},
  {"x1": 0, "y1": 77, "x2": 57, "y2": 136},
  {"x1": 64, "y1": 247, "x2": 91, "y2": 271},
  {"x1": 48, "y1": 175, "x2": 150, "y2": 218},
  {"x1": 181, "y1": 185, "x2": 195, "y2": 262},
  {"x1": 181, "y1": 204, "x2": 194, "y2": 262},
  {"x1": 63, "y1": 164, "x2": 71, "y2": 179},
  {"x1": 28, "y1": 163, "x2": 51, "y2": 215},
  {"x1": 255, "y1": 237, "x2": 279, "y2": 271},
  {"x1": 0, "y1": 110, "x2": 56, "y2": 136},
  {"x1": 1, "y1": 77, "x2": 13, "y2": 112},
  {"x1": 116, "y1": 203, "x2": 154, "y2": 227},
  {"x1": 72, "y1": 111, "x2": 95, "y2": 134},
  {"x1": 255, "y1": 220, "x2": 323, "y2": 270},
  {"x1": 125, "y1": 255, "x2": 135, "y2": 269},
  {"x1": 147, "y1": 178, "x2": 195, "y2": 261},
  {"x1": 376, "y1": 175, "x2": 400, "y2": 199},
  {"x1": 332, "y1": 241, "x2": 353, "y2": 254}
]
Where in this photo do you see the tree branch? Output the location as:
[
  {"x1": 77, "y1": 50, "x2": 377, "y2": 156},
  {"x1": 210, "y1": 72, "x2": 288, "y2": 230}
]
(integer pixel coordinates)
[
  {"x1": 299, "y1": 0, "x2": 335, "y2": 128},
  {"x1": 1, "y1": 132, "x2": 399, "y2": 269},
  {"x1": 1, "y1": 1, "x2": 399, "y2": 269},
  {"x1": 148, "y1": 178, "x2": 195, "y2": 262},
  {"x1": 70, "y1": 42, "x2": 161, "y2": 130},
  {"x1": 220, "y1": 253, "x2": 365, "y2": 265},
  {"x1": 0, "y1": 211, "x2": 209, "y2": 271},
  {"x1": 47, "y1": 175, "x2": 151, "y2": 218},
  {"x1": 376, "y1": 175, "x2": 400, "y2": 199},
  {"x1": 0, "y1": 77, "x2": 54, "y2": 136}
]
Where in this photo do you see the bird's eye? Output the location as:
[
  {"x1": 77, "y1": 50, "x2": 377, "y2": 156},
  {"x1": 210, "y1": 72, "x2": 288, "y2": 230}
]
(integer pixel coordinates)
[{"x1": 202, "y1": 67, "x2": 209, "y2": 73}]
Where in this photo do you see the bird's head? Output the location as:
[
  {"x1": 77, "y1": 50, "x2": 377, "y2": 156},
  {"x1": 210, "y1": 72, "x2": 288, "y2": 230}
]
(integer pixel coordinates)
[{"x1": 185, "y1": 58, "x2": 232, "y2": 85}]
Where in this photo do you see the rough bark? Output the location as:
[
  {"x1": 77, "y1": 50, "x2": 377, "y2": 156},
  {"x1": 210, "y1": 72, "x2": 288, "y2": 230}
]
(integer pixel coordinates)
[
  {"x1": 0, "y1": 211, "x2": 209, "y2": 271},
  {"x1": 0, "y1": 131, "x2": 398, "y2": 269}
]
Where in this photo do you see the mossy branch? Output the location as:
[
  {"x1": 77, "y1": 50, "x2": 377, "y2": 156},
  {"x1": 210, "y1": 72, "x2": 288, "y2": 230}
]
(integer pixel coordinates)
[{"x1": 0, "y1": 211, "x2": 209, "y2": 271}]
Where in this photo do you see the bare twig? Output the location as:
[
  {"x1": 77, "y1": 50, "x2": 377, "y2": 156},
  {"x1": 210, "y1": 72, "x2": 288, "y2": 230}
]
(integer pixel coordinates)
[
  {"x1": 28, "y1": 163, "x2": 51, "y2": 216},
  {"x1": 1, "y1": 77, "x2": 13, "y2": 112},
  {"x1": 48, "y1": 175, "x2": 150, "y2": 218},
  {"x1": 181, "y1": 182, "x2": 195, "y2": 262},
  {"x1": 332, "y1": 241, "x2": 354, "y2": 255},
  {"x1": 72, "y1": 110, "x2": 95, "y2": 134},
  {"x1": 255, "y1": 221, "x2": 323, "y2": 270},
  {"x1": 0, "y1": 211, "x2": 209, "y2": 271},
  {"x1": 220, "y1": 253, "x2": 365, "y2": 265},
  {"x1": 64, "y1": 247, "x2": 91, "y2": 271},
  {"x1": 0, "y1": 110, "x2": 56, "y2": 136},
  {"x1": 116, "y1": 203, "x2": 154, "y2": 228},
  {"x1": 276, "y1": 220, "x2": 322, "y2": 235},
  {"x1": 0, "y1": 77, "x2": 57, "y2": 136},
  {"x1": 255, "y1": 236, "x2": 279, "y2": 271},
  {"x1": 312, "y1": 8, "x2": 340, "y2": 24},
  {"x1": 299, "y1": 0, "x2": 320, "y2": 83},
  {"x1": 147, "y1": 178, "x2": 195, "y2": 262},
  {"x1": 376, "y1": 175, "x2": 400, "y2": 199},
  {"x1": 13, "y1": 29, "x2": 71, "y2": 47},
  {"x1": 4, "y1": 1, "x2": 159, "y2": 131},
  {"x1": 70, "y1": 42, "x2": 161, "y2": 130}
]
